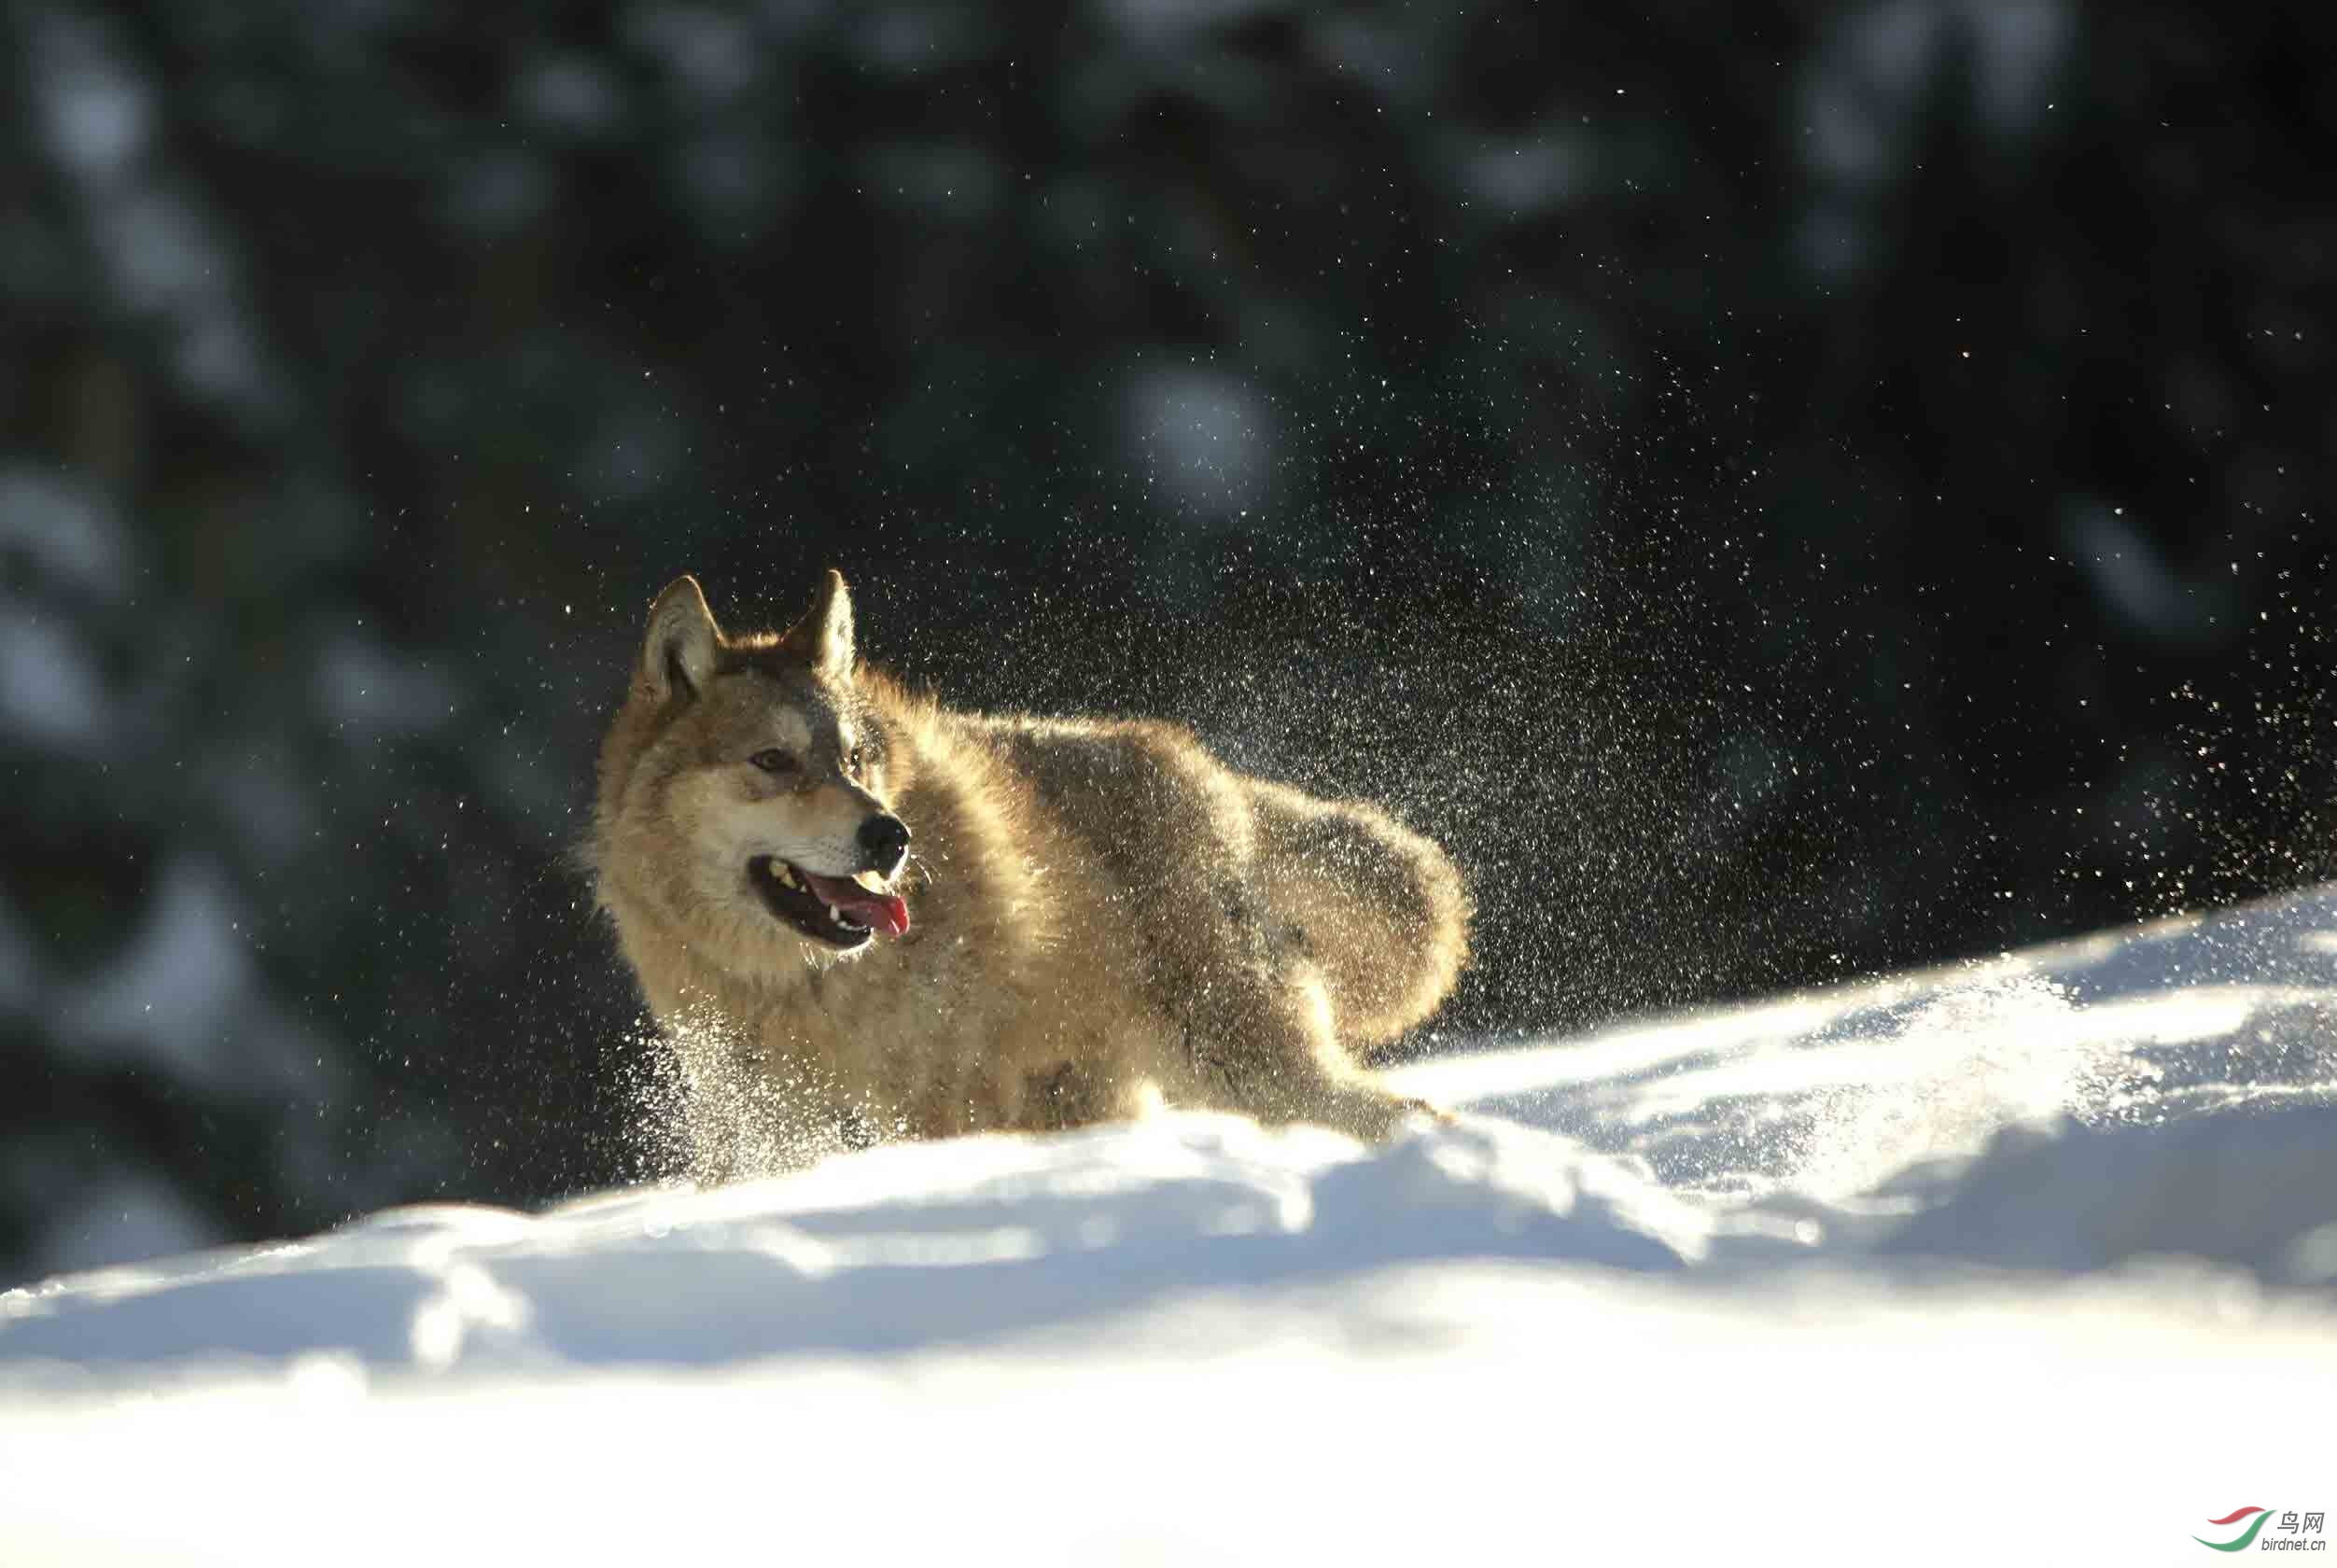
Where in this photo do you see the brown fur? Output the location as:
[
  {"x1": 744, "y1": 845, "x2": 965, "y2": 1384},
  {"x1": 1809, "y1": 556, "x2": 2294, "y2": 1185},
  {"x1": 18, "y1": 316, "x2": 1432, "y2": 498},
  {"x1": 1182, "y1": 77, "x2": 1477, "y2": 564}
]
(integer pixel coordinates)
[{"x1": 591, "y1": 572, "x2": 1471, "y2": 1181}]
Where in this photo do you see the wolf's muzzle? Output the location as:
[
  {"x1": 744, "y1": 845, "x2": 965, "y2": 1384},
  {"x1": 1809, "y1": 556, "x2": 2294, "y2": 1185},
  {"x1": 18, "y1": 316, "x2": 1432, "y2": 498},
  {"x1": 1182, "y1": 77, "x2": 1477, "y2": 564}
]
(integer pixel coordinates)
[{"x1": 859, "y1": 813, "x2": 912, "y2": 878}]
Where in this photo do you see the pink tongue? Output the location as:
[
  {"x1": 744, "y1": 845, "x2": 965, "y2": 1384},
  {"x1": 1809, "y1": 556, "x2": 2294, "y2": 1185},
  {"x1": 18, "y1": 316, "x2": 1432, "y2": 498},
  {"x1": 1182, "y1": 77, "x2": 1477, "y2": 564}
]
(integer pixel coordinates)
[{"x1": 800, "y1": 870, "x2": 911, "y2": 937}]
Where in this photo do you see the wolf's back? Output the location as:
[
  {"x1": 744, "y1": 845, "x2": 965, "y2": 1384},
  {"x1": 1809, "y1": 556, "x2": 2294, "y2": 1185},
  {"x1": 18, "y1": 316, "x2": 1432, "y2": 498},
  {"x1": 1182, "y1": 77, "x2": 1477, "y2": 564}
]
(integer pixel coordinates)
[{"x1": 1245, "y1": 778, "x2": 1470, "y2": 1055}]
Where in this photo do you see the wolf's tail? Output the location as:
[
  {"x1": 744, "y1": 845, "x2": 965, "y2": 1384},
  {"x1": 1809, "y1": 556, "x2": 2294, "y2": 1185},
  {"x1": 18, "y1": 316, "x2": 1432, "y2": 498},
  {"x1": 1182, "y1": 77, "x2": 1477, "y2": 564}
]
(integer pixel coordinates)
[{"x1": 1246, "y1": 779, "x2": 1471, "y2": 1057}]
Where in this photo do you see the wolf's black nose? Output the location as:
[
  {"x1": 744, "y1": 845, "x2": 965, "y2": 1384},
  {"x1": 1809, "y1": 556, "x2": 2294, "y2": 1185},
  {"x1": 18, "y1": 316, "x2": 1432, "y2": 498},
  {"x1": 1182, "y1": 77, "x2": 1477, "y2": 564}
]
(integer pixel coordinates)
[{"x1": 859, "y1": 814, "x2": 912, "y2": 875}]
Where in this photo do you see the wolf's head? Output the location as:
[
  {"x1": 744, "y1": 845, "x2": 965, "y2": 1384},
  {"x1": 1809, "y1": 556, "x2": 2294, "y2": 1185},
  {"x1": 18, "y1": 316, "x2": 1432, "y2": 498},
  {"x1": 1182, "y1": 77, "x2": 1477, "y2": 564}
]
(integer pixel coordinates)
[{"x1": 595, "y1": 571, "x2": 914, "y2": 973}]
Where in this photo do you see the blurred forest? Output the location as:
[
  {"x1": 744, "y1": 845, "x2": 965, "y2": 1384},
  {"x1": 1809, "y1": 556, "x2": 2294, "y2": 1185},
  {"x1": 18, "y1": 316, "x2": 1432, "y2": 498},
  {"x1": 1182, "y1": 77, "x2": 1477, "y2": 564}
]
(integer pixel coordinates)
[{"x1": 3, "y1": 0, "x2": 2332, "y2": 1285}]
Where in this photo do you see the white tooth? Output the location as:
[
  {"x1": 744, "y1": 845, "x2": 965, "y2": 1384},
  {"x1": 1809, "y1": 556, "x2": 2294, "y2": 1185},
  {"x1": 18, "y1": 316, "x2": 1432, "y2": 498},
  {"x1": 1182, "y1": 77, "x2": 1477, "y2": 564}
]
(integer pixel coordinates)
[
  {"x1": 824, "y1": 903, "x2": 840, "y2": 923},
  {"x1": 777, "y1": 866, "x2": 797, "y2": 889}
]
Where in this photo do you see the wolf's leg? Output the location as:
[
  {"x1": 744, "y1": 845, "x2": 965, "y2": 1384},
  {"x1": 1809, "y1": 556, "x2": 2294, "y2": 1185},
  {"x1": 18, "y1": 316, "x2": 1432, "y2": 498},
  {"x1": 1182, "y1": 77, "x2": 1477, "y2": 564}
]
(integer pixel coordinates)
[
  {"x1": 1019, "y1": 1061, "x2": 1127, "y2": 1131},
  {"x1": 1172, "y1": 959, "x2": 1439, "y2": 1141},
  {"x1": 683, "y1": 1106, "x2": 741, "y2": 1186}
]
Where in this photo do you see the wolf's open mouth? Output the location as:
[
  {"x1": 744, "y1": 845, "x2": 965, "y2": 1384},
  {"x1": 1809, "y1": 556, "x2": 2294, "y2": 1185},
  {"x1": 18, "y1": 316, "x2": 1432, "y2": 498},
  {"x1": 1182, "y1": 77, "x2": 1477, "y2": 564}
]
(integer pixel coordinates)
[{"x1": 748, "y1": 856, "x2": 911, "y2": 950}]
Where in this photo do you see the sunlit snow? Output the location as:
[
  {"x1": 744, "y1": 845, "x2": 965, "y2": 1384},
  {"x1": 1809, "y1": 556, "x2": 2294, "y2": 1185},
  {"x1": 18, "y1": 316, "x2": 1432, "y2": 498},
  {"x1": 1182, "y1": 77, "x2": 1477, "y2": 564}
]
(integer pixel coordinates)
[{"x1": 5, "y1": 887, "x2": 2336, "y2": 1563}]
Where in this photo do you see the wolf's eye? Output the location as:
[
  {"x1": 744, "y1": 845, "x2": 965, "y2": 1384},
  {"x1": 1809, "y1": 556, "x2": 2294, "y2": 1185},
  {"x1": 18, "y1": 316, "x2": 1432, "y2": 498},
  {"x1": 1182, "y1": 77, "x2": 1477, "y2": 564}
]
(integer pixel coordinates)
[
  {"x1": 847, "y1": 746, "x2": 865, "y2": 773},
  {"x1": 749, "y1": 749, "x2": 795, "y2": 775}
]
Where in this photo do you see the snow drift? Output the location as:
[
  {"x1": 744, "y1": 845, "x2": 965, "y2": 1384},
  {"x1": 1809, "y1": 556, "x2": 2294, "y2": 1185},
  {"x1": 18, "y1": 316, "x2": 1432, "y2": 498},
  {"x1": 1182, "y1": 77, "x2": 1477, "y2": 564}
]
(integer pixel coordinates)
[{"x1": 5, "y1": 888, "x2": 2337, "y2": 1563}]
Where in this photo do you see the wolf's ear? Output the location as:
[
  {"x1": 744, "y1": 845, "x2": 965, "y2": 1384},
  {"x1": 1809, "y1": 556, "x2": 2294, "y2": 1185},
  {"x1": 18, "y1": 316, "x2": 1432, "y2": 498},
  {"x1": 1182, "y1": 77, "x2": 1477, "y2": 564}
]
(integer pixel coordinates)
[
  {"x1": 781, "y1": 569, "x2": 855, "y2": 679},
  {"x1": 641, "y1": 575, "x2": 723, "y2": 701}
]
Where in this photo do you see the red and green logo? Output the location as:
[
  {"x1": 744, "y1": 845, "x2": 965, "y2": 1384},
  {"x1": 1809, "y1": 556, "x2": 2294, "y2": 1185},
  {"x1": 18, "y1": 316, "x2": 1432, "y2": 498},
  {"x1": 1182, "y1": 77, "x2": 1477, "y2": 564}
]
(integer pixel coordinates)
[{"x1": 2197, "y1": 1506, "x2": 2273, "y2": 1552}]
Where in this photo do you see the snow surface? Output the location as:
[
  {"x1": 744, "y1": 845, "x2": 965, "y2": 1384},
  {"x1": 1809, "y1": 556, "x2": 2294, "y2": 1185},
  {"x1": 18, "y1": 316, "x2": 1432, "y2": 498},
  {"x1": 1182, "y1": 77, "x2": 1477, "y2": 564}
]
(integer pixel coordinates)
[{"x1": 7, "y1": 888, "x2": 2337, "y2": 1563}]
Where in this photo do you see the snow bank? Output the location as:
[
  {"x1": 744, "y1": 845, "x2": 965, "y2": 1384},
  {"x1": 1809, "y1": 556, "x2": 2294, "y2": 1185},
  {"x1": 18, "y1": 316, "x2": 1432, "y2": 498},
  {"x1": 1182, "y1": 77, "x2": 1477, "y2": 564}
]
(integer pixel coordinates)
[
  {"x1": 6, "y1": 887, "x2": 2337, "y2": 1563},
  {"x1": 0, "y1": 1113, "x2": 1703, "y2": 1371}
]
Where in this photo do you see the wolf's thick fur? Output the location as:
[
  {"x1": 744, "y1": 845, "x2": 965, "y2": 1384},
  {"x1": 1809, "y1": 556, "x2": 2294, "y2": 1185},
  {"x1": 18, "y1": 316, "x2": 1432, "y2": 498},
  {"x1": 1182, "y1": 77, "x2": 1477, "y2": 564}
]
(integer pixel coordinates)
[{"x1": 592, "y1": 572, "x2": 1470, "y2": 1179}]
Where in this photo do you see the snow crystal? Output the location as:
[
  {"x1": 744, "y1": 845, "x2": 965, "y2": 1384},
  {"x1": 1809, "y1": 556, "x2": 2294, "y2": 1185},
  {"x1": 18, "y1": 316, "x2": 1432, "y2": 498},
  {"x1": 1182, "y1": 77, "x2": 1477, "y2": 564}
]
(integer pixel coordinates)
[{"x1": 1125, "y1": 367, "x2": 1273, "y2": 522}]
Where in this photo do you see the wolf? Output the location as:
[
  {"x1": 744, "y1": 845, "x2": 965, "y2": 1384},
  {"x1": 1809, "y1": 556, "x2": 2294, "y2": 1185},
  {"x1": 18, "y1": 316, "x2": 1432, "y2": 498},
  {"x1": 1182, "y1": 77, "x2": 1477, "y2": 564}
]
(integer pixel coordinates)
[{"x1": 592, "y1": 571, "x2": 1471, "y2": 1180}]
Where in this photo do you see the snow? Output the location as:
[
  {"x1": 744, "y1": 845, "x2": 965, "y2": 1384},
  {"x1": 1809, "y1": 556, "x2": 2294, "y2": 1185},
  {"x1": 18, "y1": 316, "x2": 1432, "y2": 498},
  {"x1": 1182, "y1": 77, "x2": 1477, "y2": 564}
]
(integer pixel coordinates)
[
  {"x1": 54, "y1": 855, "x2": 324, "y2": 1101},
  {"x1": 0, "y1": 469, "x2": 130, "y2": 597},
  {"x1": 0, "y1": 609, "x2": 112, "y2": 752},
  {"x1": 7, "y1": 888, "x2": 2337, "y2": 1563}
]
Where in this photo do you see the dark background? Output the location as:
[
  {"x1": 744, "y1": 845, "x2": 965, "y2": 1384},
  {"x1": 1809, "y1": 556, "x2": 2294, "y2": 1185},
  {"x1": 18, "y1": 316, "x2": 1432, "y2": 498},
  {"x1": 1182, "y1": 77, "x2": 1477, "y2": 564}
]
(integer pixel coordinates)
[{"x1": 4, "y1": 0, "x2": 2331, "y2": 1286}]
